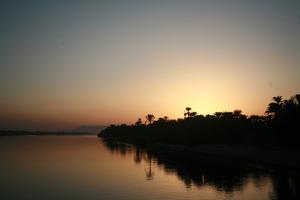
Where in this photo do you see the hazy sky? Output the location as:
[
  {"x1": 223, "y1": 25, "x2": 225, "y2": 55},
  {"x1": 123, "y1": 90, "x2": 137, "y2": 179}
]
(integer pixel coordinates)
[{"x1": 1, "y1": 0, "x2": 300, "y2": 130}]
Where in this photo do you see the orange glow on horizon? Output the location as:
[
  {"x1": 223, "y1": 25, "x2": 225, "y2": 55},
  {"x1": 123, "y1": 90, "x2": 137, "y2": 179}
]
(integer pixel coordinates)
[{"x1": 1, "y1": 1, "x2": 300, "y2": 130}]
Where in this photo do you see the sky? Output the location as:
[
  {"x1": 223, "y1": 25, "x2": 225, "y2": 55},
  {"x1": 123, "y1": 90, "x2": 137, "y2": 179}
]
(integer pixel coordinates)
[{"x1": 0, "y1": 0, "x2": 300, "y2": 131}]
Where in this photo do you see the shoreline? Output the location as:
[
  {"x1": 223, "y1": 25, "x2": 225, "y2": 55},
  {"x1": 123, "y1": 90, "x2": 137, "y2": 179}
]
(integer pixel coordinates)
[
  {"x1": 0, "y1": 130, "x2": 97, "y2": 137},
  {"x1": 148, "y1": 143, "x2": 300, "y2": 171},
  {"x1": 100, "y1": 137, "x2": 300, "y2": 173}
]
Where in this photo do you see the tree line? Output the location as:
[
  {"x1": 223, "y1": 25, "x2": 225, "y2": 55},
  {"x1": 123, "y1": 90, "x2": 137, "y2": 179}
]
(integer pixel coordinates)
[{"x1": 99, "y1": 94, "x2": 300, "y2": 147}]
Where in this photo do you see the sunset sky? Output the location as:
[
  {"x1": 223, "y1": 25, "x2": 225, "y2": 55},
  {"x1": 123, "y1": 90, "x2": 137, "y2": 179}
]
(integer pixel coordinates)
[{"x1": 1, "y1": 0, "x2": 300, "y2": 131}]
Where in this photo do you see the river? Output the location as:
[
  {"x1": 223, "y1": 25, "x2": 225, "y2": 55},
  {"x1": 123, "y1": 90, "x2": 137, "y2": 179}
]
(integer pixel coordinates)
[{"x1": 0, "y1": 136, "x2": 298, "y2": 200}]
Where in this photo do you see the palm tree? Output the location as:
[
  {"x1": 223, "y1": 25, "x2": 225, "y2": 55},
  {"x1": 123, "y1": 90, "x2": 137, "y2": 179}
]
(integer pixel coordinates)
[
  {"x1": 184, "y1": 107, "x2": 192, "y2": 118},
  {"x1": 273, "y1": 96, "x2": 283, "y2": 105},
  {"x1": 266, "y1": 96, "x2": 283, "y2": 118},
  {"x1": 146, "y1": 114, "x2": 155, "y2": 124}
]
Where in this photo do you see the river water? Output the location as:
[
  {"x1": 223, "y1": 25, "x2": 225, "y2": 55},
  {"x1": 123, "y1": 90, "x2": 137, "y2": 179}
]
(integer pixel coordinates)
[{"x1": 0, "y1": 136, "x2": 298, "y2": 200}]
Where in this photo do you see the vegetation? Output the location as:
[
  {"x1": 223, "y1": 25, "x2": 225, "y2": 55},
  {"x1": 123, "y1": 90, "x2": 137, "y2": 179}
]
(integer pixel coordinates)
[{"x1": 98, "y1": 94, "x2": 300, "y2": 147}]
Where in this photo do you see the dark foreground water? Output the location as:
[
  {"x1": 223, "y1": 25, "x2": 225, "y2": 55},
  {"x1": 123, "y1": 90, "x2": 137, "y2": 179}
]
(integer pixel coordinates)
[{"x1": 0, "y1": 136, "x2": 298, "y2": 200}]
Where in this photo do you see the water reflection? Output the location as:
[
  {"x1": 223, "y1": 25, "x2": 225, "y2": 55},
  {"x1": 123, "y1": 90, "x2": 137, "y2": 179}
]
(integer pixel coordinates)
[
  {"x1": 0, "y1": 136, "x2": 298, "y2": 200},
  {"x1": 101, "y1": 139, "x2": 299, "y2": 200}
]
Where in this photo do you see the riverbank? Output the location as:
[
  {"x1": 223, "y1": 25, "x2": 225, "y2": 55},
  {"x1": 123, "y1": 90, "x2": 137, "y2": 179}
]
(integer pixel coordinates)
[{"x1": 148, "y1": 143, "x2": 300, "y2": 170}]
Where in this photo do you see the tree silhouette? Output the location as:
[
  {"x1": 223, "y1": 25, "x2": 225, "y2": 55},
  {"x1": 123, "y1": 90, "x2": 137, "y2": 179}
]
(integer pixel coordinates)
[
  {"x1": 282, "y1": 98, "x2": 297, "y2": 113},
  {"x1": 222, "y1": 112, "x2": 234, "y2": 119},
  {"x1": 295, "y1": 94, "x2": 300, "y2": 105},
  {"x1": 273, "y1": 96, "x2": 283, "y2": 104},
  {"x1": 99, "y1": 93, "x2": 300, "y2": 147},
  {"x1": 266, "y1": 96, "x2": 283, "y2": 118},
  {"x1": 135, "y1": 118, "x2": 142, "y2": 126},
  {"x1": 214, "y1": 112, "x2": 222, "y2": 118},
  {"x1": 184, "y1": 107, "x2": 192, "y2": 118},
  {"x1": 233, "y1": 110, "x2": 242, "y2": 118},
  {"x1": 146, "y1": 114, "x2": 155, "y2": 124},
  {"x1": 189, "y1": 112, "x2": 197, "y2": 117}
]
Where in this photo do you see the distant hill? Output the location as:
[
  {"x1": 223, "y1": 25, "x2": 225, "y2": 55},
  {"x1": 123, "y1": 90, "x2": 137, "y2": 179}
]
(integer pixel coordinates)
[{"x1": 73, "y1": 125, "x2": 107, "y2": 134}]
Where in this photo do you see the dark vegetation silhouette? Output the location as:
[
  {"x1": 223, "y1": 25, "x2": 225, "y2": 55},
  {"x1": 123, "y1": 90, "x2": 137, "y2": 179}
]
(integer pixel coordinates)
[
  {"x1": 145, "y1": 114, "x2": 155, "y2": 124},
  {"x1": 98, "y1": 94, "x2": 300, "y2": 147}
]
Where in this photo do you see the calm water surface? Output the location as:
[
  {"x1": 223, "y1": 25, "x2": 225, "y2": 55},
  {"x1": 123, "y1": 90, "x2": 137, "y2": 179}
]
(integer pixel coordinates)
[{"x1": 0, "y1": 136, "x2": 298, "y2": 200}]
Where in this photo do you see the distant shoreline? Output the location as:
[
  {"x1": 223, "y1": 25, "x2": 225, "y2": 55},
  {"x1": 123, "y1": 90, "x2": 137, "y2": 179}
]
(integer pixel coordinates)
[{"x1": 0, "y1": 130, "x2": 97, "y2": 136}]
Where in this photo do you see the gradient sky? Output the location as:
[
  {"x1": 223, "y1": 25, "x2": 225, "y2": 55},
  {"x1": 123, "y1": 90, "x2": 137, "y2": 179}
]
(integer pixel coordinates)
[{"x1": 1, "y1": 0, "x2": 300, "y2": 130}]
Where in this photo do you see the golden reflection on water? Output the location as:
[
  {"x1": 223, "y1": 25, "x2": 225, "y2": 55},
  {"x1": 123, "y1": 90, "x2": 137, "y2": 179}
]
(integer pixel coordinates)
[{"x1": 0, "y1": 136, "x2": 294, "y2": 200}]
